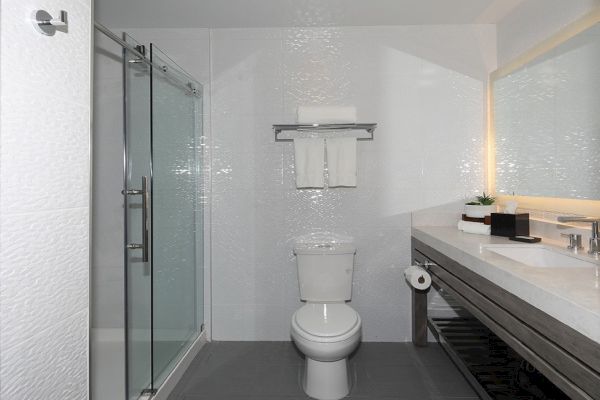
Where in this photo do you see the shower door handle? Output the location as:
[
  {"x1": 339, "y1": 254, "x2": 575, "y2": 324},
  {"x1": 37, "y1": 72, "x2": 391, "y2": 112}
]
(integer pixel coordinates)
[
  {"x1": 140, "y1": 176, "x2": 149, "y2": 262},
  {"x1": 124, "y1": 176, "x2": 149, "y2": 262}
]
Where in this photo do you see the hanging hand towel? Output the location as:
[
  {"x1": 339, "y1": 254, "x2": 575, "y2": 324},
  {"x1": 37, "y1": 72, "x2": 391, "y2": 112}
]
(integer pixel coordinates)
[
  {"x1": 294, "y1": 138, "x2": 325, "y2": 189},
  {"x1": 326, "y1": 137, "x2": 357, "y2": 187},
  {"x1": 297, "y1": 106, "x2": 357, "y2": 124}
]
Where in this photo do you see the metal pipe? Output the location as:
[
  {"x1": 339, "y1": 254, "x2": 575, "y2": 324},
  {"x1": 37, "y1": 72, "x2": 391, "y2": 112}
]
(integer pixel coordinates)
[
  {"x1": 557, "y1": 216, "x2": 600, "y2": 224},
  {"x1": 94, "y1": 21, "x2": 200, "y2": 97},
  {"x1": 94, "y1": 21, "x2": 148, "y2": 64}
]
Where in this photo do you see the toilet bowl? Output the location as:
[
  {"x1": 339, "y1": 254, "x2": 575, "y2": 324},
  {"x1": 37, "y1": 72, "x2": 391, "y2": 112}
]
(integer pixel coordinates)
[
  {"x1": 291, "y1": 303, "x2": 361, "y2": 400},
  {"x1": 290, "y1": 240, "x2": 361, "y2": 400}
]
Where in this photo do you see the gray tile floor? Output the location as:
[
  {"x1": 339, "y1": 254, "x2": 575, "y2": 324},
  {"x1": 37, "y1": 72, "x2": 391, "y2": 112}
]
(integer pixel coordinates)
[{"x1": 167, "y1": 342, "x2": 479, "y2": 400}]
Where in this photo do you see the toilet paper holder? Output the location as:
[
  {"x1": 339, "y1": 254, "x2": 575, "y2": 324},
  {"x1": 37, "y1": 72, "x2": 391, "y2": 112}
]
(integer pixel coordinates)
[{"x1": 415, "y1": 259, "x2": 436, "y2": 270}]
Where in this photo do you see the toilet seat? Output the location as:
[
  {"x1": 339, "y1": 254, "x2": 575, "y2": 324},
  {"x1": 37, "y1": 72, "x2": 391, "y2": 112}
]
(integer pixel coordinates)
[{"x1": 292, "y1": 303, "x2": 361, "y2": 343}]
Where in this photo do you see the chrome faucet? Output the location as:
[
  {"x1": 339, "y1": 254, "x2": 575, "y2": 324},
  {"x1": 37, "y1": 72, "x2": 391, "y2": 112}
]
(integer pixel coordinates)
[
  {"x1": 557, "y1": 216, "x2": 600, "y2": 256},
  {"x1": 560, "y1": 233, "x2": 583, "y2": 252}
]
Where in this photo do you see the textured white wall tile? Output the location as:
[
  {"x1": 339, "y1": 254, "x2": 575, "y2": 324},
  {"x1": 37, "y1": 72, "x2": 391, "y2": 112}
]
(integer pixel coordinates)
[
  {"x1": 0, "y1": 0, "x2": 91, "y2": 396},
  {"x1": 212, "y1": 304, "x2": 288, "y2": 341},
  {"x1": 351, "y1": 303, "x2": 412, "y2": 342},
  {"x1": 1, "y1": 0, "x2": 92, "y2": 107},
  {"x1": 211, "y1": 25, "x2": 492, "y2": 341},
  {"x1": 0, "y1": 208, "x2": 89, "y2": 351},
  {"x1": 0, "y1": 311, "x2": 88, "y2": 400},
  {"x1": 411, "y1": 201, "x2": 466, "y2": 227},
  {"x1": 122, "y1": 28, "x2": 211, "y2": 85},
  {"x1": 0, "y1": 91, "x2": 90, "y2": 214}
]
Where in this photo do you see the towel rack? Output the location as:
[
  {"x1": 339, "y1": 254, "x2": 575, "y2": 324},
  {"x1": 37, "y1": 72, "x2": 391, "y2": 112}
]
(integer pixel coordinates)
[{"x1": 273, "y1": 123, "x2": 377, "y2": 142}]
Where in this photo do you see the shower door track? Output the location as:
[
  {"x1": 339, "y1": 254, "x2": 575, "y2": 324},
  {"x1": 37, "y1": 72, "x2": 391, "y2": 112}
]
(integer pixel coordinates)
[{"x1": 94, "y1": 21, "x2": 200, "y2": 96}]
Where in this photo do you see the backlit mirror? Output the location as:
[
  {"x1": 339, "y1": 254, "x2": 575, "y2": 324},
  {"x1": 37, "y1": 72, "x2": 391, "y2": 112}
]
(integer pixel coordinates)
[{"x1": 492, "y1": 22, "x2": 600, "y2": 200}]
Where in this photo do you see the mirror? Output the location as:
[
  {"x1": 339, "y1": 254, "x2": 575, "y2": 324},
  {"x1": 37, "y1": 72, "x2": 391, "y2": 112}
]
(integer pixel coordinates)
[{"x1": 492, "y1": 22, "x2": 600, "y2": 200}]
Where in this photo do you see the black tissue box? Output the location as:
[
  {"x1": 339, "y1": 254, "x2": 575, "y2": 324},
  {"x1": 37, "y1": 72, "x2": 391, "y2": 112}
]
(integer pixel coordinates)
[{"x1": 491, "y1": 213, "x2": 530, "y2": 237}]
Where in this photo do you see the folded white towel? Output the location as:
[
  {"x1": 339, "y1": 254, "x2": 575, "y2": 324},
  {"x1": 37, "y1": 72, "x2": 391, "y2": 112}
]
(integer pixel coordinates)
[
  {"x1": 294, "y1": 138, "x2": 325, "y2": 189},
  {"x1": 458, "y1": 220, "x2": 491, "y2": 235},
  {"x1": 326, "y1": 137, "x2": 357, "y2": 187},
  {"x1": 297, "y1": 106, "x2": 357, "y2": 124}
]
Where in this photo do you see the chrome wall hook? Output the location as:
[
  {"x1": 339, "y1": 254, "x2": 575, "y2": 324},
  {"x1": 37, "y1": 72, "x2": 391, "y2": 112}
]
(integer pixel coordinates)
[{"x1": 32, "y1": 10, "x2": 68, "y2": 36}]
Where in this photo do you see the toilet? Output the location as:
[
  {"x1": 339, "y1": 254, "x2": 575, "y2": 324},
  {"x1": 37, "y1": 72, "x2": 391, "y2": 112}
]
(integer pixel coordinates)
[{"x1": 291, "y1": 242, "x2": 362, "y2": 400}]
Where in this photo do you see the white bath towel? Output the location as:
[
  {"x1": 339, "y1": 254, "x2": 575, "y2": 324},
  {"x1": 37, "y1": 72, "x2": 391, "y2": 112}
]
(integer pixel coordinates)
[
  {"x1": 297, "y1": 106, "x2": 357, "y2": 124},
  {"x1": 294, "y1": 138, "x2": 325, "y2": 189},
  {"x1": 326, "y1": 137, "x2": 357, "y2": 187},
  {"x1": 457, "y1": 220, "x2": 491, "y2": 235}
]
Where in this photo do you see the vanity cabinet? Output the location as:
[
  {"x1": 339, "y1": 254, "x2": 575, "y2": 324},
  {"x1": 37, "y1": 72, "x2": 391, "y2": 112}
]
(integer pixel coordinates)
[{"x1": 412, "y1": 237, "x2": 600, "y2": 400}]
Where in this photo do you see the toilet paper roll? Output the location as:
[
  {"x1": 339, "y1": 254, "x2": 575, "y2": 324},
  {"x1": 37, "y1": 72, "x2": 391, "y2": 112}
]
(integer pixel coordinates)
[{"x1": 404, "y1": 266, "x2": 432, "y2": 291}]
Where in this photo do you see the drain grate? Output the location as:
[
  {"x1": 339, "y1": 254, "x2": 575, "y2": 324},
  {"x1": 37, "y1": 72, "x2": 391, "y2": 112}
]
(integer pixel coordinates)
[{"x1": 429, "y1": 317, "x2": 570, "y2": 400}]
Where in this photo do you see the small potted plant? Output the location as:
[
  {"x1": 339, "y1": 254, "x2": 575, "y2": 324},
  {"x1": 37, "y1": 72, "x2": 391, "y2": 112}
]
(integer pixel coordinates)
[{"x1": 464, "y1": 192, "x2": 496, "y2": 218}]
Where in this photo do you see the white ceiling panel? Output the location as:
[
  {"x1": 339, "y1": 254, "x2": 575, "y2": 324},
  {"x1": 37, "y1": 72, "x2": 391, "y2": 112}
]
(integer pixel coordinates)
[{"x1": 95, "y1": 0, "x2": 515, "y2": 28}]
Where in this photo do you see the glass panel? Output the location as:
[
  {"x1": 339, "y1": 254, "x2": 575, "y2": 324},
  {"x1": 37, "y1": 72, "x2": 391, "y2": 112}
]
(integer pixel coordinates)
[
  {"x1": 123, "y1": 34, "x2": 153, "y2": 400},
  {"x1": 150, "y1": 44, "x2": 203, "y2": 387}
]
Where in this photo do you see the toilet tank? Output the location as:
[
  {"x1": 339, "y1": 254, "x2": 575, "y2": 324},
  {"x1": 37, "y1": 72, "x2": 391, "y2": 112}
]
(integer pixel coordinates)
[{"x1": 294, "y1": 243, "x2": 356, "y2": 302}]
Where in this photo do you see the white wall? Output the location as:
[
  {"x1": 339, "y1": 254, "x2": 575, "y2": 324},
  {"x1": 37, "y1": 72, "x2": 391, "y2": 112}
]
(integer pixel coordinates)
[
  {"x1": 91, "y1": 31, "x2": 127, "y2": 400},
  {"x1": 92, "y1": 32, "x2": 126, "y2": 331},
  {"x1": 496, "y1": 0, "x2": 600, "y2": 66},
  {"x1": 0, "y1": 0, "x2": 92, "y2": 399},
  {"x1": 210, "y1": 25, "x2": 496, "y2": 341}
]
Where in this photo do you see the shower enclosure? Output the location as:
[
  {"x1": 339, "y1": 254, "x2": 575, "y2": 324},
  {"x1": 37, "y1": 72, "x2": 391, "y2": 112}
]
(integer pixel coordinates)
[
  {"x1": 92, "y1": 25, "x2": 204, "y2": 400},
  {"x1": 124, "y1": 36, "x2": 204, "y2": 399}
]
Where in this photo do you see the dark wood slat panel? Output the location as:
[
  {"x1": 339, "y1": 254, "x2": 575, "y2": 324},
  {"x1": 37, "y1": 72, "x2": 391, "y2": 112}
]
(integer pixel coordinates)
[
  {"x1": 411, "y1": 289, "x2": 428, "y2": 347},
  {"x1": 430, "y1": 276, "x2": 593, "y2": 400},
  {"x1": 412, "y1": 237, "x2": 600, "y2": 400},
  {"x1": 428, "y1": 262, "x2": 600, "y2": 399},
  {"x1": 413, "y1": 238, "x2": 600, "y2": 372},
  {"x1": 428, "y1": 319, "x2": 494, "y2": 400}
]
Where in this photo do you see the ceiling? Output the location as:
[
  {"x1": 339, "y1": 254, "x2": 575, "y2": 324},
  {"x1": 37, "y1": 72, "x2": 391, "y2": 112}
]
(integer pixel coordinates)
[{"x1": 95, "y1": 0, "x2": 526, "y2": 28}]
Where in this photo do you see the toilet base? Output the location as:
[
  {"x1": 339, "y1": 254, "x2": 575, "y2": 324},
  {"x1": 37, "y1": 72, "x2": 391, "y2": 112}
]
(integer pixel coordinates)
[{"x1": 303, "y1": 357, "x2": 349, "y2": 400}]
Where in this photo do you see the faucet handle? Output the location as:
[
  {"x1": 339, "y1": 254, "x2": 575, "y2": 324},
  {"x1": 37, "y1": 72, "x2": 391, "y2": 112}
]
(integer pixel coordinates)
[
  {"x1": 589, "y1": 223, "x2": 600, "y2": 256},
  {"x1": 560, "y1": 233, "x2": 583, "y2": 251}
]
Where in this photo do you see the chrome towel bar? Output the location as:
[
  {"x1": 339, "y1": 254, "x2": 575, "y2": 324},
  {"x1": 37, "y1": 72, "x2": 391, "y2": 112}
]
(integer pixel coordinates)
[{"x1": 273, "y1": 123, "x2": 377, "y2": 142}]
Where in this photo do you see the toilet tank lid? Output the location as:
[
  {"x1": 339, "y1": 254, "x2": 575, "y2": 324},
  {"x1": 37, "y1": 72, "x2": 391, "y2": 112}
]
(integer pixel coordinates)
[{"x1": 294, "y1": 243, "x2": 356, "y2": 255}]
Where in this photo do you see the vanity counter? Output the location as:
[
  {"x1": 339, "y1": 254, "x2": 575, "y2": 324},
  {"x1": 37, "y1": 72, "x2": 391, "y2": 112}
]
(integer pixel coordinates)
[{"x1": 412, "y1": 226, "x2": 600, "y2": 344}]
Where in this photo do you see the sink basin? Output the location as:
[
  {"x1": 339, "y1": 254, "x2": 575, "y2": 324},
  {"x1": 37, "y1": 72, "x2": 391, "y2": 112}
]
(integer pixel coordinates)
[{"x1": 483, "y1": 245, "x2": 598, "y2": 269}]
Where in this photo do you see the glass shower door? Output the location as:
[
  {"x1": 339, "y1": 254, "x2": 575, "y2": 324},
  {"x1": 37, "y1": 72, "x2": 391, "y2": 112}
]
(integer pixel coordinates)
[
  {"x1": 123, "y1": 34, "x2": 153, "y2": 400},
  {"x1": 150, "y1": 44, "x2": 204, "y2": 388},
  {"x1": 122, "y1": 37, "x2": 203, "y2": 399}
]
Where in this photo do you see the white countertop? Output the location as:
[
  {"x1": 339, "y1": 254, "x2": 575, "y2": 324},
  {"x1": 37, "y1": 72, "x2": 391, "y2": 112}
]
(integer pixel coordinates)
[{"x1": 412, "y1": 226, "x2": 600, "y2": 344}]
